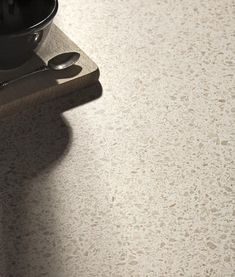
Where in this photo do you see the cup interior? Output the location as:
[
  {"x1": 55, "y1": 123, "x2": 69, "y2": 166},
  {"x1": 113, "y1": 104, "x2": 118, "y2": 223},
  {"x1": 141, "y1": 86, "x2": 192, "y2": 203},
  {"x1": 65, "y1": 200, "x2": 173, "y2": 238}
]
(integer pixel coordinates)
[{"x1": 0, "y1": 0, "x2": 56, "y2": 35}]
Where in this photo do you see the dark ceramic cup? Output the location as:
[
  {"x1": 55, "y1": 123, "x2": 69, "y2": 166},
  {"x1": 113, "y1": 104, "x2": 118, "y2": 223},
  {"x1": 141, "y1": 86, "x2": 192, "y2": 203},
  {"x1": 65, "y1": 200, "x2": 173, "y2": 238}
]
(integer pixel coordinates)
[{"x1": 0, "y1": 0, "x2": 58, "y2": 69}]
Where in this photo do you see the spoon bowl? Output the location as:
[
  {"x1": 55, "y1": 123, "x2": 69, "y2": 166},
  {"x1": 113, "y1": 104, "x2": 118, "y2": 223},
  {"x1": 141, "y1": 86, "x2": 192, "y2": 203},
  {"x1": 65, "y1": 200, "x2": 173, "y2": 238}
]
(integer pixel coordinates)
[{"x1": 48, "y1": 52, "x2": 80, "y2": 71}]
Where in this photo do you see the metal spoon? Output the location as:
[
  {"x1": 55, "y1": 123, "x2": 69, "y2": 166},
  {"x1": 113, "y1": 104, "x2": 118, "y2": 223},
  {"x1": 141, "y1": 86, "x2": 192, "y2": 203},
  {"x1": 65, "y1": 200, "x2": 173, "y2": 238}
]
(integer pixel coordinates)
[{"x1": 0, "y1": 52, "x2": 80, "y2": 88}]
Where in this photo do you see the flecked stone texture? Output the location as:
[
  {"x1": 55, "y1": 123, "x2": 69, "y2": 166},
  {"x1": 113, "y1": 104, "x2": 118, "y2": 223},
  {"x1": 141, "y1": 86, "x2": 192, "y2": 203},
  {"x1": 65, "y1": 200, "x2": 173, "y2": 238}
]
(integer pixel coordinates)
[{"x1": 0, "y1": 0, "x2": 234, "y2": 276}]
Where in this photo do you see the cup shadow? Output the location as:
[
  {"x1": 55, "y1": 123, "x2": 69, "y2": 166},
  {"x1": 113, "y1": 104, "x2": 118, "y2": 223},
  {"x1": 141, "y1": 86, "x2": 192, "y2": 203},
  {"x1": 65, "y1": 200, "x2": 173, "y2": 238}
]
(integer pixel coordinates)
[{"x1": 0, "y1": 82, "x2": 102, "y2": 277}]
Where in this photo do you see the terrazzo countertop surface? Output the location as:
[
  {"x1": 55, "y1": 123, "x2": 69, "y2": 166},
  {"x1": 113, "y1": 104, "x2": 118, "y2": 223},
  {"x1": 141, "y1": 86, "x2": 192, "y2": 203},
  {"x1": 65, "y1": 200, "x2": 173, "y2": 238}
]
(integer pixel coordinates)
[{"x1": 0, "y1": 0, "x2": 234, "y2": 276}]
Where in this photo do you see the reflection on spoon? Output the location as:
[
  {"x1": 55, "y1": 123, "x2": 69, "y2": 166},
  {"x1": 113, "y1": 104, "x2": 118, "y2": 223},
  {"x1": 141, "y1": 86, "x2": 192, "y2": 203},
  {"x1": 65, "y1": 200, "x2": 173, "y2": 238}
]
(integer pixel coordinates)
[{"x1": 0, "y1": 52, "x2": 80, "y2": 88}]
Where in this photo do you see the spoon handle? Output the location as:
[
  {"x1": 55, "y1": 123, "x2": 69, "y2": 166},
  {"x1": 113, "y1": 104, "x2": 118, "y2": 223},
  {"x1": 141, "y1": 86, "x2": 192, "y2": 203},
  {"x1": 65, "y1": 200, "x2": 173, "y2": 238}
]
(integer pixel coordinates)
[{"x1": 0, "y1": 65, "x2": 48, "y2": 88}]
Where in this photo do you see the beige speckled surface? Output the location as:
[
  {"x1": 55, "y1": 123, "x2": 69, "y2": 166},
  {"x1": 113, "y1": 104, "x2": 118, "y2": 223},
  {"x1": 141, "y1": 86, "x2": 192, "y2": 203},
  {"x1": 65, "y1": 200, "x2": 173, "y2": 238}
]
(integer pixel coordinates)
[{"x1": 0, "y1": 0, "x2": 234, "y2": 276}]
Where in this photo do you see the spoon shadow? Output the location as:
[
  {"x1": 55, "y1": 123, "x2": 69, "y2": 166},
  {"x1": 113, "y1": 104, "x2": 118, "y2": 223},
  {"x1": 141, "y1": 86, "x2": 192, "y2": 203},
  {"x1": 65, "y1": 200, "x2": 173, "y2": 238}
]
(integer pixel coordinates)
[{"x1": 51, "y1": 65, "x2": 82, "y2": 79}]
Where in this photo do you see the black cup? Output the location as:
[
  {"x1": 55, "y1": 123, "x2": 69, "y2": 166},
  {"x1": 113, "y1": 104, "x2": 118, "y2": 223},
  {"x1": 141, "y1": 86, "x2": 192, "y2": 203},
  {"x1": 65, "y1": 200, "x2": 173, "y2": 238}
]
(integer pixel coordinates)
[{"x1": 0, "y1": 0, "x2": 58, "y2": 70}]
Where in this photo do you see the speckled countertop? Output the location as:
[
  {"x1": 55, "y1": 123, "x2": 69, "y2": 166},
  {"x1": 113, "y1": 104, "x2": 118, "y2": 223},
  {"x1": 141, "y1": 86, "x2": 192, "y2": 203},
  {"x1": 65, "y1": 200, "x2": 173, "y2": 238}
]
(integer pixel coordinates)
[{"x1": 0, "y1": 0, "x2": 234, "y2": 276}]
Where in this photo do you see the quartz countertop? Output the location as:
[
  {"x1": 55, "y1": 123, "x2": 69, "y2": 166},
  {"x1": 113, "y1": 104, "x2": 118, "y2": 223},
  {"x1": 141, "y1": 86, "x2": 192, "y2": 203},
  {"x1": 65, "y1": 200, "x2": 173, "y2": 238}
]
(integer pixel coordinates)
[{"x1": 0, "y1": 0, "x2": 234, "y2": 276}]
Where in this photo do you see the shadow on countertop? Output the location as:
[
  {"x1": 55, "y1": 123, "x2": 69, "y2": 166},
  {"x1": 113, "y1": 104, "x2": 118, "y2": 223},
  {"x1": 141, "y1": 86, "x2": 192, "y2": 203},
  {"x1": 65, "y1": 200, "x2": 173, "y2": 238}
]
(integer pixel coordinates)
[{"x1": 0, "y1": 82, "x2": 102, "y2": 277}]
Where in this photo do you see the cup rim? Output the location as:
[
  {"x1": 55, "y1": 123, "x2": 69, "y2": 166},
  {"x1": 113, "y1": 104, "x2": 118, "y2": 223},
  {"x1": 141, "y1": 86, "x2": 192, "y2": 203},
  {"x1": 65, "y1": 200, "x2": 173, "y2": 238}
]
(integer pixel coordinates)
[{"x1": 0, "y1": 0, "x2": 58, "y2": 38}]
